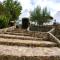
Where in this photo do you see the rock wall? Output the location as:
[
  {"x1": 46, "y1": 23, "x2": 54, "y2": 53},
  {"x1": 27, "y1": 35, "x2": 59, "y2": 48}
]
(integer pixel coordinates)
[
  {"x1": 0, "y1": 26, "x2": 15, "y2": 33},
  {"x1": 30, "y1": 25, "x2": 53, "y2": 32}
]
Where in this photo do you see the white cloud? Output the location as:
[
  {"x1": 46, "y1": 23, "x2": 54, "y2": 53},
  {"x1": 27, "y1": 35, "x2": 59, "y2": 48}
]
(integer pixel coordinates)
[
  {"x1": 0, "y1": 0, "x2": 3, "y2": 2},
  {"x1": 0, "y1": 0, "x2": 60, "y2": 20},
  {"x1": 18, "y1": 0, "x2": 33, "y2": 19},
  {"x1": 32, "y1": 0, "x2": 60, "y2": 17},
  {"x1": 19, "y1": 0, "x2": 60, "y2": 18}
]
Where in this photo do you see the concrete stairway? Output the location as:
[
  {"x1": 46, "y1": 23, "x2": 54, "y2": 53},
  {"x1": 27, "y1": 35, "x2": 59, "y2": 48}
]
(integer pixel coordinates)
[
  {"x1": 0, "y1": 29, "x2": 59, "y2": 60},
  {"x1": 0, "y1": 34, "x2": 43, "y2": 41},
  {"x1": 0, "y1": 37, "x2": 57, "y2": 47},
  {"x1": 6, "y1": 29, "x2": 47, "y2": 38},
  {"x1": 0, "y1": 45, "x2": 60, "y2": 60},
  {"x1": 0, "y1": 32, "x2": 58, "y2": 47}
]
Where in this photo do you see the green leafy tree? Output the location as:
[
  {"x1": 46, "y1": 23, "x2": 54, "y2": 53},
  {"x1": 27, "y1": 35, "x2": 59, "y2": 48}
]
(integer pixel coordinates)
[
  {"x1": 30, "y1": 6, "x2": 53, "y2": 25},
  {"x1": 0, "y1": 15, "x2": 9, "y2": 28},
  {"x1": 3, "y1": 0, "x2": 22, "y2": 21},
  {"x1": 0, "y1": 2, "x2": 10, "y2": 28},
  {"x1": 30, "y1": 6, "x2": 42, "y2": 24},
  {"x1": 0, "y1": 0, "x2": 22, "y2": 28},
  {"x1": 0, "y1": 2, "x2": 6, "y2": 15}
]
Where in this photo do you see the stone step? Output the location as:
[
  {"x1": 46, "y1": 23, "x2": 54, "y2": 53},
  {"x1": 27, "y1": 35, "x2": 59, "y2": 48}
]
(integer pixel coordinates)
[
  {"x1": 6, "y1": 29, "x2": 48, "y2": 39},
  {"x1": 0, "y1": 34, "x2": 43, "y2": 41},
  {"x1": 5, "y1": 32, "x2": 34, "y2": 37},
  {"x1": 0, "y1": 45, "x2": 60, "y2": 60},
  {"x1": 5, "y1": 32, "x2": 47, "y2": 40},
  {"x1": 0, "y1": 38, "x2": 57, "y2": 47}
]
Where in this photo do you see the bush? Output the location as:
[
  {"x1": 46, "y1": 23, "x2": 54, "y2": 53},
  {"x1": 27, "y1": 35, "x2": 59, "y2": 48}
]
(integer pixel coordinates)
[
  {"x1": 30, "y1": 6, "x2": 53, "y2": 25},
  {"x1": 3, "y1": 0, "x2": 22, "y2": 22},
  {"x1": 0, "y1": 15, "x2": 9, "y2": 28},
  {"x1": 0, "y1": 0, "x2": 22, "y2": 28}
]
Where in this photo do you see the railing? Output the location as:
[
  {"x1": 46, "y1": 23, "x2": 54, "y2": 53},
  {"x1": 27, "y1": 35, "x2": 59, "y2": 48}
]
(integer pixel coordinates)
[{"x1": 47, "y1": 28, "x2": 60, "y2": 47}]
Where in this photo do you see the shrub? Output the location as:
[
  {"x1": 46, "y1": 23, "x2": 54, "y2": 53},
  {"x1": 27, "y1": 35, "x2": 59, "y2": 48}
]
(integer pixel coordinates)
[
  {"x1": 0, "y1": 15, "x2": 9, "y2": 28},
  {"x1": 30, "y1": 6, "x2": 53, "y2": 25}
]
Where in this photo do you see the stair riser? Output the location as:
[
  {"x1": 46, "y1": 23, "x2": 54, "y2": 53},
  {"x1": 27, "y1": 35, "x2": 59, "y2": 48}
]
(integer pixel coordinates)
[
  {"x1": 5, "y1": 32, "x2": 32, "y2": 36},
  {"x1": 5, "y1": 33, "x2": 47, "y2": 41},
  {"x1": 5, "y1": 31, "x2": 48, "y2": 39},
  {"x1": 0, "y1": 36, "x2": 42, "y2": 41},
  {"x1": 0, "y1": 42, "x2": 57, "y2": 47},
  {"x1": 0, "y1": 56, "x2": 60, "y2": 60}
]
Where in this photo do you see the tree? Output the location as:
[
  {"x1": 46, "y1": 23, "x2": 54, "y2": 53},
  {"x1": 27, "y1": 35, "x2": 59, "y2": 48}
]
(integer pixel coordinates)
[
  {"x1": 30, "y1": 6, "x2": 42, "y2": 24},
  {"x1": 30, "y1": 6, "x2": 53, "y2": 25},
  {"x1": 3, "y1": 0, "x2": 22, "y2": 22},
  {"x1": 0, "y1": 15, "x2": 9, "y2": 28},
  {"x1": 0, "y1": 0, "x2": 22, "y2": 28},
  {"x1": 0, "y1": 2, "x2": 10, "y2": 28},
  {"x1": 0, "y1": 2, "x2": 4, "y2": 15}
]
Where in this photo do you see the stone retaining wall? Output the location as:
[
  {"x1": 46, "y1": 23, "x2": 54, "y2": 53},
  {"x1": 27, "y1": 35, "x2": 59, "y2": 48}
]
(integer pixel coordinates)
[
  {"x1": 0, "y1": 26, "x2": 15, "y2": 33},
  {"x1": 30, "y1": 25, "x2": 53, "y2": 32}
]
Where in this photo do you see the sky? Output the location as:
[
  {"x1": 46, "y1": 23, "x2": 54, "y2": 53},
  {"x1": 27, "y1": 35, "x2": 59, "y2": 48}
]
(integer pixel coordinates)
[
  {"x1": 18, "y1": 0, "x2": 60, "y2": 16},
  {"x1": 0, "y1": 0, "x2": 60, "y2": 22}
]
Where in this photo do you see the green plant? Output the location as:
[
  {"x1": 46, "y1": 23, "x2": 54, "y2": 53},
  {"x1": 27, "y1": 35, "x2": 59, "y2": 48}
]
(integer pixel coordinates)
[
  {"x1": 3, "y1": 0, "x2": 22, "y2": 21},
  {"x1": 0, "y1": 0, "x2": 22, "y2": 28},
  {"x1": 30, "y1": 6, "x2": 53, "y2": 25},
  {"x1": 0, "y1": 15, "x2": 9, "y2": 28}
]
